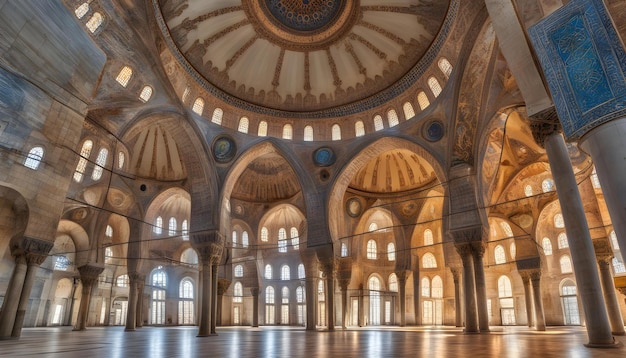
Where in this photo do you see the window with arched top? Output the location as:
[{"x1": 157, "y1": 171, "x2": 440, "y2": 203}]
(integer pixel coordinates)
[
  {"x1": 428, "y1": 77, "x2": 442, "y2": 97},
  {"x1": 387, "y1": 243, "x2": 396, "y2": 261},
  {"x1": 264, "y1": 264, "x2": 272, "y2": 279},
  {"x1": 116, "y1": 274, "x2": 129, "y2": 287},
  {"x1": 278, "y1": 228, "x2": 287, "y2": 253},
  {"x1": 91, "y1": 148, "x2": 108, "y2": 180},
  {"x1": 75, "y1": 3, "x2": 90, "y2": 19},
  {"x1": 560, "y1": 255, "x2": 573, "y2": 273},
  {"x1": 242, "y1": 231, "x2": 249, "y2": 248},
  {"x1": 115, "y1": 66, "x2": 132, "y2": 87},
  {"x1": 105, "y1": 225, "x2": 113, "y2": 238},
  {"x1": 542, "y1": 178, "x2": 554, "y2": 192},
  {"x1": 86, "y1": 12, "x2": 104, "y2": 33},
  {"x1": 238, "y1": 117, "x2": 249, "y2": 133},
  {"x1": 554, "y1": 213, "x2": 564, "y2": 228},
  {"x1": 265, "y1": 285, "x2": 275, "y2": 324},
  {"x1": 542, "y1": 237, "x2": 553, "y2": 255},
  {"x1": 367, "y1": 240, "x2": 377, "y2": 260},
  {"x1": 373, "y1": 115, "x2": 384, "y2": 131},
  {"x1": 192, "y1": 98, "x2": 204, "y2": 115},
  {"x1": 74, "y1": 140, "x2": 93, "y2": 182},
  {"x1": 232, "y1": 231, "x2": 237, "y2": 247},
  {"x1": 612, "y1": 257, "x2": 626, "y2": 274},
  {"x1": 290, "y1": 227, "x2": 299, "y2": 251},
  {"x1": 234, "y1": 264, "x2": 244, "y2": 277},
  {"x1": 154, "y1": 216, "x2": 163, "y2": 235},
  {"x1": 233, "y1": 282, "x2": 243, "y2": 303},
  {"x1": 355, "y1": 121, "x2": 365, "y2": 137},
  {"x1": 182, "y1": 220, "x2": 189, "y2": 240},
  {"x1": 558, "y1": 232, "x2": 568, "y2": 249},
  {"x1": 150, "y1": 268, "x2": 165, "y2": 325},
  {"x1": 389, "y1": 273, "x2": 398, "y2": 292},
  {"x1": 438, "y1": 58, "x2": 453, "y2": 78},
  {"x1": 281, "y1": 265, "x2": 290, "y2": 281},
  {"x1": 498, "y1": 276, "x2": 512, "y2": 298},
  {"x1": 369, "y1": 222, "x2": 378, "y2": 232},
  {"x1": 261, "y1": 227, "x2": 269, "y2": 242},
  {"x1": 341, "y1": 243, "x2": 348, "y2": 257},
  {"x1": 424, "y1": 229, "x2": 433, "y2": 246},
  {"x1": 561, "y1": 279, "x2": 580, "y2": 325},
  {"x1": 296, "y1": 286, "x2": 305, "y2": 303},
  {"x1": 180, "y1": 278, "x2": 194, "y2": 299},
  {"x1": 423, "y1": 253, "x2": 437, "y2": 268},
  {"x1": 266, "y1": 286, "x2": 275, "y2": 304},
  {"x1": 524, "y1": 184, "x2": 533, "y2": 197},
  {"x1": 168, "y1": 217, "x2": 177, "y2": 236},
  {"x1": 282, "y1": 124, "x2": 293, "y2": 140},
  {"x1": 403, "y1": 102, "x2": 415, "y2": 120},
  {"x1": 258, "y1": 121, "x2": 268, "y2": 136},
  {"x1": 24, "y1": 146, "x2": 44, "y2": 170},
  {"x1": 494, "y1": 245, "x2": 506, "y2": 264},
  {"x1": 180, "y1": 248, "x2": 198, "y2": 265},
  {"x1": 331, "y1": 124, "x2": 341, "y2": 140},
  {"x1": 151, "y1": 268, "x2": 167, "y2": 287},
  {"x1": 387, "y1": 109, "x2": 399, "y2": 127},
  {"x1": 510, "y1": 242, "x2": 516, "y2": 260},
  {"x1": 139, "y1": 86, "x2": 153, "y2": 102},
  {"x1": 211, "y1": 108, "x2": 223, "y2": 125},
  {"x1": 298, "y1": 264, "x2": 305, "y2": 279},
  {"x1": 417, "y1": 91, "x2": 430, "y2": 110},
  {"x1": 431, "y1": 275, "x2": 443, "y2": 298},
  {"x1": 610, "y1": 231, "x2": 620, "y2": 250},
  {"x1": 117, "y1": 151, "x2": 125, "y2": 169},
  {"x1": 500, "y1": 222, "x2": 514, "y2": 238},
  {"x1": 421, "y1": 277, "x2": 430, "y2": 297},
  {"x1": 304, "y1": 125, "x2": 313, "y2": 141}
]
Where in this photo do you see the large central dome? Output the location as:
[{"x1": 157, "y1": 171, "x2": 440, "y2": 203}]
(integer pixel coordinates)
[{"x1": 157, "y1": 0, "x2": 451, "y2": 113}]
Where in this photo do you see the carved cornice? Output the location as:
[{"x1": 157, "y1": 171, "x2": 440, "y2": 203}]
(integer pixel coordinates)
[
  {"x1": 529, "y1": 106, "x2": 561, "y2": 147},
  {"x1": 15, "y1": 237, "x2": 55, "y2": 266}
]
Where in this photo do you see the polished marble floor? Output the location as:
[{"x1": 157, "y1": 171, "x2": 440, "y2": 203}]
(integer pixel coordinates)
[{"x1": 0, "y1": 325, "x2": 625, "y2": 358}]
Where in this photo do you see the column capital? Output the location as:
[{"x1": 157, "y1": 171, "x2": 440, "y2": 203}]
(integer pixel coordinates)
[
  {"x1": 192, "y1": 231, "x2": 225, "y2": 264},
  {"x1": 519, "y1": 268, "x2": 541, "y2": 282},
  {"x1": 450, "y1": 267, "x2": 461, "y2": 282},
  {"x1": 395, "y1": 270, "x2": 410, "y2": 283},
  {"x1": 336, "y1": 257, "x2": 352, "y2": 286},
  {"x1": 217, "y1": 279, "x2": 231, "y2": 295},
  {"x1": 249, "y1": 287, "x2": 260, "y2": 296},
  {"x1": 13, "y1": 237, "x2": 54, "y2": 266},
  {"x1": 593, "y1": 238, "x2": 614, "y2": 264},
  {"x1": 529, "y1": 106, "x2": 561, "y2": 148},
  {"x1": 128, "y1": 271, "x2": 145, "y2": 284},
  {"x1": 318, "y1": 257, "x2": 336, "y2": 277},
  {"x1": 78, "y1": 264, "x2": 105, "y2": 285}
]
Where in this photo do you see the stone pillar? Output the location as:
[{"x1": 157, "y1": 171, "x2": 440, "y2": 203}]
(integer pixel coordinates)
[
  {"x1": 0, "y1": 254, "x2": 27, "y2": 338},
  {"x1": 192, "y1": 232, "x2": 223, "y2": 337},
  {"x1": 457, "y1": 243, "x2": 478, "y2": 333},
  {"x1": 135, "y1": 275, "x2": 145, "y2": 328},
  {"x1": 412, "y1": 255, "x2": 421, "y2": 326},
  {"x1": 65, "y1": 278, "x2": 79, "y2": 326},
  {"x1": 302, "y1": 252, "x2": 318, "y2": 330},
  {"x1": 597, "y1": 255, "x2": 626, "y2": 335},
  {"x1": 211, "y1": 264, "x2": 218, "y2": 334},
  {"x1": 337, "y1": 257, "x2": 352, "y2": 329},
  {"x1": 358, "y1": 284, "x2": 364, "y2": 327},
  {"x1": 472, "y1": 242, "x2": 489, "y2": 333},
  {"x1": 531, "y1": 110, "x2": 615, "y2": 346},
  {"x1": 319, "y1": 258, "x2": 336, "y2": 331},
  {"x1": 451, "y1": 268, "x2": 462, "y2": 327},
  {"x1": 73, "y1": 265, "x2": 104, "y2": 331},
  {"x1": 250, "y1": 287, "x2": 259, "y2": 327},
  {"x1": 396, "y1": 271, "x2": 408, "y2": 327},
  {"x1": 528, "y1": 270, "x2": 546, "y2": 331},
  {"x1": 520, "y1": 273, "x2": 534, "y2": 328},
  {"x1": 217, "y1": 279, "x2": 231, "y2": 326},
  {"x1": 124, "y1": 272, "x2": 141, "y2": 331}
]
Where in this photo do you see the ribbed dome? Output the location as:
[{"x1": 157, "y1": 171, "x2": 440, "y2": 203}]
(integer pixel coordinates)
[
  {"x1": 130, "y1": 125, "x2": 186, "y2": 180},
  {"x1": 231, "y1": 152, "x2": 301, "y2": 202},
  {"x1": 157, "y1": 0, "x2": 450, "y2": 113}
]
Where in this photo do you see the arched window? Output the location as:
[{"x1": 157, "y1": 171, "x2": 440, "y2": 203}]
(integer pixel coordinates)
[
  {"x1": 265, "y1": 286, "x2": 275, "y2": 324},
  {"x1": 367, "y1": 240, "x2": 377, "y2": 260},
  {"x1": 373, "y1": 115, "x2": 384, "y2": 131},
  {"x1": 510, "y1": 242, "x2": 516, "y2": 260},
  {"x1": 417, "y1": 91, "x2": 430, "y2": 110},
  {"x1": 421, "y1": 277, "x2": 430, "y2": 297},
  {"x1": 610, "y1": 231, "x2": 619, "y2": 250},
  {"x1": 115, "y1": 66, "x2": 132, "y2": 87},
  {"x1": 542, "y1": 178, "x2": 554, "y2": 192},
  {"x1": 154, "y1": 216, "x2": 163, "y2": 235},
  {"x1": 423, "y1": 253, "x2": 437, "y2": 268},
  {"x1": 234, "y1": 264, "x2": 244, "y2": 277},
  {"x1": 86, "y1": 12, "x2": 104, "y2": 33},
  {"x1": 152, "y1": 268, "x2": 167, "y2": 287},
  {"x1": 139, "y1": 86, "x2": 153, "y2": 102},
  {"x1": 424, "y1": 229, "x2": 433, "y2": 246},
  {"x1": 168, "y1": 217, "x2": 177, "y2": 236},
  {"x1": 261, "y1": 227, "x2": 269, "y2": 242},
  {"x1": 233, "y1": 282, "x2": 243, "y2": 303},
  {"x1": 179, "y1": 278, "x2": 194, "y2": 324},
  {"x1": 91, "y1": 148, "x2": 108, "y2": 180},
  {"x1": 428, "y1": 77, "x2": 442, "y2": 97},
  {"x1": 500, "y1": 222, "x2": 514, "y2": 237},
  {"x1": 296, "y1": 286, "x2": 305, "y2": 303},
  {"x1": 298, "y1": 264, "x2": 305, "y2": 279},
  {"x1": 304, "y1": 125, "x2": 314, "y2": 141},
  {"x1": 612, "y1": 257, "x2": 626, "y2": 274},
  {"x1": 281, "y1": 286, "x2": 290, "y2": 324},
  {"x1": 105, "y1": 225, "x2": 113, "y2": 238},
  {"x1": 180, "y1": 248, "x2": 198, "y2": 265},
  {"x1": 387, "y1": 243, "x2": 396, "y2": 261},
  {"x1": 558, "y1": 232, "x2": 569, "y2": 249},
  {"x1": 24, "y1": 146, "x2": 44, "y2": 170},
  {"x1": 116, "y1": 274, "x2": 129, "y2": 287},
  {"x1": 331, "y1": 124, "x2": 341, "y2": 141},
  {"x1": 151, "y1": 268, "x2": 167, "y2": 324},
  {"x1": 498, "y1": 276, "x2": 513, "y2": 297},
  {"x1": 242, "y1": 231, "x2": 249, "y2": 248},
  {"x1": 403, "y1": 102, "x2": 415, "y2": 120},
  {"x1": 369, "y1": 222, "x2": 378, "y2": 232},
  {"x1": 554, "y1": 213, "x2": 564, "y2": 228},
  {"x1": 264, "y1": 264, "x2": 273, "y2": 280},
  {"x1": 105, "y1": 247, "x2": 113, "y2": 263},
  {"x1": 118, "y1": 151, "x2": 125, "y2": 169},
  {"x1": 432, "y1": 275, "x2": 443, "y2": 298},
  {"x1": 238, "y1": 117, "x2": 249, "y2": 133},
  {"x1": 355, "y1": 121, "x2": 365, "y2": 137},
  {"x1": 290, "y1": 227, "x2": 299, "y2": 251},
  {"x1": 74, "y1": 140, "x2": 93, "y2": 182},
  {"x1": 282, "y1": 124, "x2": 293, "y2": 140},
  {"x1": 387, "y1": 109, "x2": 399, "y2": 127},
  {"x1": 591, "y1": 167, "x2": 601, "y2": 189},
  {"x1": 542, "y1": 237, "x2": 553, "y2": 255},
  {"x1": 560, "y1": 255, "x2": 573, "y2": 273},
  {"x1": 561, "y1": 279, "x2": 580, "y2": 325},
  {"x1": 258, "y1": 121, "x2": 268, "y2": 136},
  {"x1": 182, "y1": 220, "x2": 189, "y2": 240},
  {"x1": 211, "y1": 108, "x2": 223, "y2": 125},
  {"x1": 368, "y1": 276, "x2": 381, "y2": 325},
  {"x1": 281, "y1": 265, "x2": 290, "y2": 281},
  {"x1": 524, "y1": 184, "x2": 533, "y2": 197},
  {"x1": 232, "y1": 231, "x2": 237, "y2": 247},
  {"x1": 494, "y1": 245, "x2": 506, "y2": 264},
  {"x1": 341, "y1": 243, "x2": 348, "y2": 257},
  {"x1": 278, "y1": 228, "x2": 287, "y2": 253},
  {"x1": 192, "y1": 98, "x2": 204, "y2": 115},
  {"x1": 75, "y1": 3, "x2": 90, "y2": 19},
  {"x1": 389, "y1": 273, "x2": 398, "y2": 292},
  {"x1": 266, "y1": 286, "x2": 275, "y2": 303},
  {"x1": 438, "y1": 58, "x2": 453, "y2": 78}
]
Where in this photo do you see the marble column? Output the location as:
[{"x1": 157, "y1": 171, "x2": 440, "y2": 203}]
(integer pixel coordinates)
[
  {"x1": 412, "y1": 256, "x2": 421, "y2": 326},
  {"x1": 319, "y1": 258, "x2": 336, "y2": 331},
  {"x1": 472, "y1": 242, "x2": 489, "y2": 333},
  {"x1": 0, "y1": 253, "x2": 27, "y2": 339},
  {"x1": 532, "y1": 110, "x2": 614, "y2": 346},
  {"x1": 520, "y1": 273, "x2": 534, "y2": 328},
  {"x1": 396, "y1": 271, "x2": 408, "y2": 327},
  {"x1": 457, "y1": 244, "x2": 478, "y2": 333},
  {"x1": 73, "y1": 265, "x2": 104, "y2": 331},
  {"x1": 217, "y1": 279, "x2": 231, "y2": 326},
  {"x1": 125, "y1": 272, "x2": 140, "y2": 331},
  {"x1": 302, "y1": 252, "x2": 318, "y2": 330},
  {"x1": 192, "y1": 232, "x2": 223, "y2": 337},
  {"x1": 451, "y1": 268, "x2": 462, "y2": 327},
  {"x1": 211, "y1": 264, "x2": 218, "y2": 334},
  {"x1": 250, "y1": 287, "x2": 259, "y2": 327},
  {"x1": 529, "y1": 270, "x2": 545, "y2": 331},
  {"x1": 339, "y1": 280, "x2": 349, "y2": 329},
  {"x1": 597, "y1": 256, "x2": 626, "y2": 335},
  {"x1": 64, "y1": 279, "x2": 78, "y2": 326},
  {"x1": 358, "y1": 284, "x2": 364, "y2": 327},
  {"x1": 135, "y1": 275, "x2": 145, "y2": 328}
]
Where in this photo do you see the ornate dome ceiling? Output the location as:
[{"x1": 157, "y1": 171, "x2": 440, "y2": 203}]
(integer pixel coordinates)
[
  {"x1": 157, "y1": 0, "x2": 451, "y2": 114},
  {"x1": 231, "y1": 152, "x2": 301, "y2": 202}
]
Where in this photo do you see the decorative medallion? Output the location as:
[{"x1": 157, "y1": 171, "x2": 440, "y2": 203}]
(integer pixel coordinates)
[
  {"x1": 346, "y1": 197, "x2": 362, "y2": 217},
  {"x1": 72, "y1": 208, "x2": 88, "y2": 221},
  {"x1": 234, "y1": 205, "x2": 244, "y2": 215},
  {"x1": 265, "y1": 0, "x2": 344, "y2": 32},
  {"x1": 425, "y1": 120, "x2": 444, "y2": 142},
  {"x1": 313, "y1": 147, "x2": 336, "y2": 167},
  {"x1": 212, "y1": 135, "x2": 237, "y2": 163}
]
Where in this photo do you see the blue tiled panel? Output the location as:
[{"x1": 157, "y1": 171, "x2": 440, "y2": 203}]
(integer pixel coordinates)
[{"x1": 528, "y1": 0, "x2": 626, "y2": 139}]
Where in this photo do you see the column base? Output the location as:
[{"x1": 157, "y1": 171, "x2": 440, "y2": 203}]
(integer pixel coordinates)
[
  {"x1": 124, "y1": 328, "x2": 136, "y2": 332},
  {"x1": 463, "y1": 329, "x2": 480, "y2": 334},
  {"x1": 196, "y1": 333, "x2": 218, "y2": 337},
  {"x1": 584, "y1": 339, "x2": 622, "y2": 348}
]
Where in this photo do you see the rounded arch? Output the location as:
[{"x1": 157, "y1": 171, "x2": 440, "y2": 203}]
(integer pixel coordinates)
[
  {"x1": 55, "y1": 220, "x2": 90, "y2": 267},
  {"x1": 0, "y1": 186, "x2": 29, "y2": 261}
]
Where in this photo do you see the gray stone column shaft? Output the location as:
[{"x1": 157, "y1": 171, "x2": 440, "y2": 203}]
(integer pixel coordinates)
[
  {"x1": 398, "y1": 276, "x2": 407, "y2": 327},
  {"x1": 522, "y1": 276, "x2": 534, "y2": 328},
  {"x1": 472, "y1": 248, "x2": 489, "y2": 332},
  {"x1": 340, "y1": 285, "x2": 348, "y2": 329},
  {"x1": 530, "y1": 275, "x2": 545, "y2": 331},
  {"x1": 461, "y1": 253, "x2": 478, "y2": 333},
  {"x1": 597, "y1": 259, "x2": 626, "y2": 335},
  {"x1": 412, "y1": 260, "x2": 421, "y2": 326},
  {"x1": 197, "y1": 261, "x2": 212, "y2": 336},
  {"x1": 452, "y1": 269, "x2": 462, "y2": 327},
  {"x1": 251, "y1": 288, "x2": 259, "y2": 327},
  {"x1": 0, "y1": 256, "x2": 27, "y2": 338},
  {"x1": 326, "y1": 274, "x2": 335, "y2": 330},
  {"x1": 305, "y1": 278, "x2": 316, "y2": 330},
  {"x1": 11, "y1": 262, "x2": 39, "y2": 337},
  {"x1": 73, "y1": 280, "x2": 94, "y2": 331},
  {"x1": 211, "y1": 264, "x2": 218, "y2": 334},
  {"x1": 124, "y1": 281, "x2": 138, "y2": 331},
  {"x1": 545, "y1": 132, "x2": 613, "y2": 345},
  {"x1": 136, "y1": 280, "x2": 144, "y2": 328}
]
